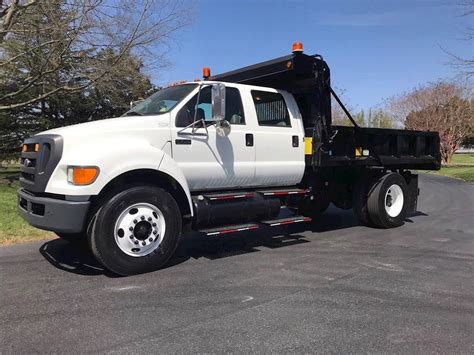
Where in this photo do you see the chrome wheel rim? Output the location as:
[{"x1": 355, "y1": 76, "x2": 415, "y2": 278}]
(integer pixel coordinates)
[
  {"x1": 114, "y1": 203, "x2": 166, "y2": 257},
  {"x1": 384, "y1": 184, "x2": 404, "y2": 218}
]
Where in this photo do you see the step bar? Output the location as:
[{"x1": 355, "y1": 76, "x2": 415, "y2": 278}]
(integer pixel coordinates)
[
  {"x1": 198, "y1": 188, "x2": 310, "y2": 202},
  {"x1": 260, "y1": 216, "x2": 312, "y2": 227},
  {"x1": 199, "y1": 216, "x2": 311, "y2": 236}
]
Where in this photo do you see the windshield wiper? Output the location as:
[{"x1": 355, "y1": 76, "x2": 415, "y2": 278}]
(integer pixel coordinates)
[{"x1": 125, "y1": 111, "x2": 143, "y2": 116}]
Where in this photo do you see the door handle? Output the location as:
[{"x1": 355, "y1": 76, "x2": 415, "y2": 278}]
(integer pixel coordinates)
[
  {"x1": 292, "y1": 135, "x2": 299, "y2": 147},
  {"x1": 245, "y1": 133, "x2": 254, "y2": 147}
]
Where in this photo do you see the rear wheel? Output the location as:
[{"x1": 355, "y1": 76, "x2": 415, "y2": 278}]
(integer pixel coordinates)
[
  {"x1": 367, "y1": 173, "x2": 408, "y2": 228},
  {"x1": 90, "y1": 186, "x2": 182, "y2": 276}
]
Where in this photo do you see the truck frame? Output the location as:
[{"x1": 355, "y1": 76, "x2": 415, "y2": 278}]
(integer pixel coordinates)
[{"x1": 18, "y1": 43, "x2": 441, "y2": 275}]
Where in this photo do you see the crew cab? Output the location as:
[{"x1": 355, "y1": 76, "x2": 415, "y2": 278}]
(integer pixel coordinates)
[{"x1": 18, "y1": 43, "x2": 441, "y2": 275}]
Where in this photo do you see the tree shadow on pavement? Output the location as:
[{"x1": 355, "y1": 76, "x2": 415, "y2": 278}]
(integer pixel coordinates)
[{"x1": 38, "y1": 206, "x2": 428, "y2": 277}]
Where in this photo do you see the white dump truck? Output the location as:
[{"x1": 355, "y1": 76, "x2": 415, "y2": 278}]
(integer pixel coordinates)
[{"x1": 18, "y1": 43, "x2": 440, "y2": 275}]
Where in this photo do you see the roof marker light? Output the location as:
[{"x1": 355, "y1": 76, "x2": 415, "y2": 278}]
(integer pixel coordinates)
[
  {"x1": 292, "y1": 42, "x2": 304, "y2": 53},
  {"x1": 203, "y1": 67, "x2": 211, "y2": 79}
]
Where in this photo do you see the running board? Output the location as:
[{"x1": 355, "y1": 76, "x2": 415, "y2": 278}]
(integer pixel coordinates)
[
  {"x1": 201, "y1": 192, "x2": 255, "y2": 201},
  {"x1": 260, "y1": 216, "x2": 311, "y2": 226},
  {"x1": 257, "y1": 188, "x2": 309, "y2": 196},
  {"x1": 200, "y1": 223, "x2": 259, "y2": 236}
]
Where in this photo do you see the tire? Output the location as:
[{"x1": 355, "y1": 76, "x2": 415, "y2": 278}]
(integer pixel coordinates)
[
  {"x1": 90, "y1": 186, "x2": 182, "y2": 276},
  {"x1": 367, "y1": 173, "x2": 408, "y2": 228},
  {"x1": 352, "y1": 179, "x2": 372, "y2": 227},
  {"x1": 55, "y1": 232, "x2": 87, "y2": 244}
]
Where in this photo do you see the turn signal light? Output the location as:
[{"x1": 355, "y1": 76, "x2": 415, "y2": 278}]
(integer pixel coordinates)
[
  {"x1": 292, "y1": 42, "x2": 304, "y2": 53},
  {"x1": 21, "y1": 143, "x2": 40, "y2": 152},
  {"x1": 203, "y1": 67, "x2": 211, "y2": 79},
  {"x1": 67, "y1": 166, "x2": 100, "y2": 185}
]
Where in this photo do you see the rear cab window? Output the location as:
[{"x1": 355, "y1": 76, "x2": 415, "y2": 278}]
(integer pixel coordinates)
[{"x1": 251, "y1": 90, "x2": 291, "y2": 127}]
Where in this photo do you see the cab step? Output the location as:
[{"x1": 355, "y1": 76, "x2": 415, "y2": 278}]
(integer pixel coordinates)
[
  {"x1": 201, "y1": 192, "x2": 255, "y2": 201},
  {"x1": 260, "y1": 216, "x2": 311, "y2": 226},
  {"x1": 257, "y1": 188, "x2": 309, "y2": 196},
  {"x1": 200, "y1": 223, "x2": 259, "y2": 236}
]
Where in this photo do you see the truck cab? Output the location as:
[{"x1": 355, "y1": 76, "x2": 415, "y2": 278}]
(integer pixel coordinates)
[{"x1": 18, "y1": 44, "x2": 441, "y2": 275}]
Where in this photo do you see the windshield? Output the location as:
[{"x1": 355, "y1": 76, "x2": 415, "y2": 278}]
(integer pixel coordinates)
[{"x1": 124, "y1": 84, "x2": 197, "y2": 116}]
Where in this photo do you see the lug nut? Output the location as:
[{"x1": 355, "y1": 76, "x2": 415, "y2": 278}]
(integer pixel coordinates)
[
  {"x1": 149, "y1": 237, "x2": 153, "y2": 242},
  {"x1": 129, "y1": 235, "x2": 134, "y2": 239},
  {"x1": 148, "y1": 217, "x2": 152, "y2": 222},
  {"x1": 129, "y1": 226, "x2": 133, "y2": 231},
  {"x1": 140, "y1": 215, "x2": 145, "y2": 220},
  {"x1": 134, "y1": 240, "x2": 139, "y2": 245},
  {"x1": 153, "y1": 230, "x2": 157, "y2": 235},
  {"x1": 152, "y1": 223, "x2": 156, "y2": 227},
  {"x1": 142, "y1": 241, "x2": 146, "y2": 246},
  {"x1": 133, "y1": 219, "x2": 137, "y2": 224}
]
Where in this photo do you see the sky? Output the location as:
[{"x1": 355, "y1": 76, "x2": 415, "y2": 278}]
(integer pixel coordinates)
[{"x1": 153, "y1": 0, "x2": 473, "y2": 112}]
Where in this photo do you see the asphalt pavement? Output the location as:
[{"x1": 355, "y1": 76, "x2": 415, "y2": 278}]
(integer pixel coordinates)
[{"x1": 1, "y1": 174, "x2": 473, "y2": 353}]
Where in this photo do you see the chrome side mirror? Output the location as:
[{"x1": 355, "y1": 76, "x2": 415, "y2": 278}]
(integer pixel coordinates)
[
  {"x1": 216, "y1": 119, "x2": 231, "y2": 137},
  {"x1": 211, "y1": 83, "x2": 226, "y2": 120}
]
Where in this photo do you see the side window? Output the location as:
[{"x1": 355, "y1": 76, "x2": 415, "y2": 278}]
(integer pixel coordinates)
[
  {"x1": 176, "y1": 86, "x2": 246, "y2": 127},
  {"x1": 251, "y1": 90, "x2": 291, "y2": 127},
  {"x1": 225, "y1": 87, "x2": 245, "y2": 125},
  {"x1": 176, "y1": 86, "x2": 212, "y2": 127}
]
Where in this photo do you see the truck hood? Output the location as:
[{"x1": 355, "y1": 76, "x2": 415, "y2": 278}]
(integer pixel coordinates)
[
  {"x1": 37, "y1": 114, "x2": 172, "y2": 156},
  {"x1": 39, "y1": 115, "x2": 168, "y2": 139}
]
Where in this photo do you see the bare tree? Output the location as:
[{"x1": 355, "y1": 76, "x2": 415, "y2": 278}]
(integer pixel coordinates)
[
  {"x1": 0, "y1": 0, "x2": 191, "y2": 111},
  {"x1": 444, "y1": 0, "x2": 474, "y2": 78},
  {"x1": 386, "y1": 81, "x2": 473, "y2": 164}
]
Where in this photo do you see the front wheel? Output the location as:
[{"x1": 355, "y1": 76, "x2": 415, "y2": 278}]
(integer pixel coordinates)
[
  {"x1": 90, "y1": 186, "x2": 182, "y2": 276},
  {"x1": 367, "y1": 173, "x2": 408, "y2": 228}
]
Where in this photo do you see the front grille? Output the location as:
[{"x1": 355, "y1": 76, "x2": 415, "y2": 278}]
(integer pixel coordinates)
[{"x1": 20, "y1": 135, "x2": 63, "y2": 193}]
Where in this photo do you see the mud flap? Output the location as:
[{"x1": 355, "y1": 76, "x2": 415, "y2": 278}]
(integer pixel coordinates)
[{"x1": 404, "y1": 173, "x2": 419, "y2": 214}]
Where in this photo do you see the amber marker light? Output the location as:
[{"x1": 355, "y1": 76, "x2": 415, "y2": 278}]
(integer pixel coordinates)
[
  {"x1": 67, "y1": 166, "x2": 100, "y2": 185},
  {"x1": 34, "y1": 144, "x2": 40, "y2": 152},
  {"x1": 292, "y1": 42, "x2": 304, "y2": 53},
  {"x1": 22, "y1": 144, "x2": 27, "y2": 152},
  {"x1": 203, "y1": 67, "x2": 211, "y2": 79}
]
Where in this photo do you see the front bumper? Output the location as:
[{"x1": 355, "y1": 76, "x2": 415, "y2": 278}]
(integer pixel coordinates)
[{"x1": 17, "y1": 188, "x2": 90, "y2": 233}]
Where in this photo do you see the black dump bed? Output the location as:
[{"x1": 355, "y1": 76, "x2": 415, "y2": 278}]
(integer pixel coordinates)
[{"x1": 214, "y1": 51, "x2": 441, "y2": 170}]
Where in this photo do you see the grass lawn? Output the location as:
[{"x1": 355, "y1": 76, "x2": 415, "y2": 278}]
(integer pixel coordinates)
[
  {"x1": 428, "y1": 154, "x2": 474, "y2": 183},
  {"x1": 0, "y1": 167, "x2": 53, "y2": 245}
]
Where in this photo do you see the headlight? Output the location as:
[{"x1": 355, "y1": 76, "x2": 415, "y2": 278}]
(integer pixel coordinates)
[{"x1": 67, "y1": 166, "x2": 100, "y2": 185}]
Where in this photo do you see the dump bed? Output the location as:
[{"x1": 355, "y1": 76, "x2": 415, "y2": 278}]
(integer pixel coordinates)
[
  {"x1": 311, "y1": 126, "x2": 441, "y2": 170},
  {"x1": 214, "y1": 48, "x2": 441, "y2": 171}
]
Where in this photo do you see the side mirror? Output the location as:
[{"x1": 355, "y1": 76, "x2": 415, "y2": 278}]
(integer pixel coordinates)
[
  {"x1": 211, "y1": 83, "x2": 226, "y2": 120},
  {"x1": 216, "y1": 120, "x2": 231, "y2": 137}
]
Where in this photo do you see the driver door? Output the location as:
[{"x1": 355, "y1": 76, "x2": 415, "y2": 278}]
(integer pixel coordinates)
[{"x1": 171, "y1": 85, "x2": 255, "y2": 191}]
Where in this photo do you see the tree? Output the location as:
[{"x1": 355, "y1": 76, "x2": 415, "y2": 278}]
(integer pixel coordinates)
[
  {"x1": 445, "y1": 0, "x2": 474, "y2": 78},
  {"x1": 387, "y1": 81, "x2": 473, "y2": 164},
  {"x1": 366, "y1": 108, "x2": 396, "y2": 129},
  {"x1": 0, "y1": 0, "x2": 190, "y2": 159},
  {"x1": 0, "y1": 0, "x2": 190, "y2": 110}
]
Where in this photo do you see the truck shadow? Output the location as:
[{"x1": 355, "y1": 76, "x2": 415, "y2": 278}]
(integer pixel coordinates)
[{"x1": 38, "y1": 206, "x2": 427, "y2": 277}]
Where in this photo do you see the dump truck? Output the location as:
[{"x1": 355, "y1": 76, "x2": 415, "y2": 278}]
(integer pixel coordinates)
[{"x1": 18, "y1": 43, "x2": 441, "y2": 275}]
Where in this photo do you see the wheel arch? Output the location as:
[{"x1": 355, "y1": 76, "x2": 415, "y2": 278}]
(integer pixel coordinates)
[{"x1": 93, "y1": 168, "x2": 193, "y2": 218}]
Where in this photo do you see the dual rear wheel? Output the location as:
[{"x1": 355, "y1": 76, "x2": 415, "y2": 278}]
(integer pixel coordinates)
[{"x1": 353, "y1": 172, "x2": 408, "y2": 228}]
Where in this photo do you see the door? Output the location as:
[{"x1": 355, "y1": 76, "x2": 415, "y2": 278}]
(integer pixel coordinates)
[
  {"x1": 171, "y1": 85, "x2": 256, "y2": 191},
  {"x1": 249, "y1": 89, "x2": 305, "y2": 186}
]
